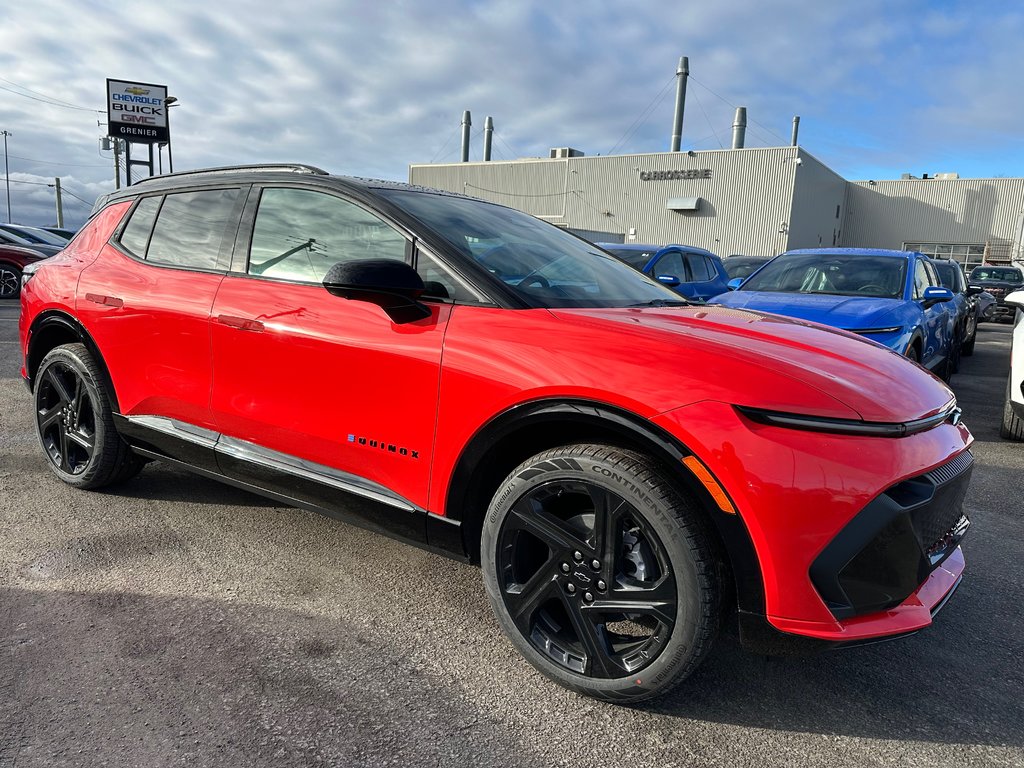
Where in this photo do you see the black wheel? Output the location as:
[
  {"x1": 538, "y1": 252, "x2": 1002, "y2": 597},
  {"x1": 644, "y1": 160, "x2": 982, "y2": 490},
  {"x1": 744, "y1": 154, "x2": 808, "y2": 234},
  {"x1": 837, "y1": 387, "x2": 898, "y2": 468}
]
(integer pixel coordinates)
[
  {"x1": 962, "y1": 313, "x2": 977, "y2": 356},
  {"x1": 0, "y1": 264, "x2": 21, "y2": 299},
  {"x1": 1000, "y1": 376, "x2": 1024, "y2": 441},
  {"x1": 481, "y1": 445, "x2": 720, "y2": 702},
  {"x1": 905, "y1": 343, "x2": 920, "y2": 364},
  {"x1": 34, "y1": 343, "x2": 144, "y2": 489},
  {"x1": 944, "y1": 326, "x2": 962, "y2": 379}
]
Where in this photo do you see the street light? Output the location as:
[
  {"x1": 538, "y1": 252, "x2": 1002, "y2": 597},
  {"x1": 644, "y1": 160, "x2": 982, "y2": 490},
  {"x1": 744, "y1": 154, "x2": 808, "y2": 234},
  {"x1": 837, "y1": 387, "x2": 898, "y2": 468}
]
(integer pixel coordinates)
[
  {"x1": 2, "y1": 129, "x2": 11, "y2": 223},
  {"x1": 164, "y1": 95, "x2": 178, "y2": 173}
]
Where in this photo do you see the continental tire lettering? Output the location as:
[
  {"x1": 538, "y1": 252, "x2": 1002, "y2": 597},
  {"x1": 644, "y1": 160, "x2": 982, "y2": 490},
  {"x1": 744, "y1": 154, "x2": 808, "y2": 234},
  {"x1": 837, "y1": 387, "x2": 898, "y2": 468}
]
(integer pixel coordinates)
[{"x1": 591, "y1": 465, "x2": 656, "y2": 509}]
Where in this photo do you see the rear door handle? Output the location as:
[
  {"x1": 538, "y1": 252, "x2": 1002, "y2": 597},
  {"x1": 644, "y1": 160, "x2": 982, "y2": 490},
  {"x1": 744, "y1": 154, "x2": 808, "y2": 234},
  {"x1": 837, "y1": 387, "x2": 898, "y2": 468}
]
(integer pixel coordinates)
[
  {"x1": 216, "y1": 314, "x2": 265, "y2": 332},
  {"x1": 85, "y1": 293, "x2": 124, "y2": 308}
]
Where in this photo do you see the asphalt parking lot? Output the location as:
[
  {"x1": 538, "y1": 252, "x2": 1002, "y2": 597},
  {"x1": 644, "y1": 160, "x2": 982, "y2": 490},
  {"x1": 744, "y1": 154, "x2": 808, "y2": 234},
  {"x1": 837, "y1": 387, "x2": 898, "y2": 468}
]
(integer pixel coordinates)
[{"x1": 1, "y1": 300, "x2": 1022, "y2": 768}]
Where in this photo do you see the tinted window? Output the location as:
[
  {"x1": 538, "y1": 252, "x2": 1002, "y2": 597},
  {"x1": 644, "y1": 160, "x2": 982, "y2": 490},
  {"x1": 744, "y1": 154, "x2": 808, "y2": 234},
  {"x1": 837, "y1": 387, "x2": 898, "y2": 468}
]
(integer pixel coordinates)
[
  {"x1": 686, "y1": 254, "x2": 713, "y2": 281},
  {"x1": 931, "y1": 261, "x2": 964, "y2": 292},
  {"x1": 118, "y1": 197, "x2": 162, "y2": 258},
  {"x1": 970, "y1": 267, "x2": 1023, "y2": 282},
  {"x1": 378, "y1": 190, "x2": 685, "y2": 309},
  {"x1": 415, "y1": 250, "x2": 482, "y2": 303},
  {"x1": 653, "y1": 251, "x2": 685, "y2": 279},
  {"x1": 146, "y1": 188, "x2": 240, "y2": 270},
  {"x1": 913, "y1": 260, "x2": 932, "y2": 299},
  {"x1": 249, "y1": 188, "x2": 408, "y2": 282},
  {"x1": 741, "y1": 253, "x2": 906, "y2": 299}
]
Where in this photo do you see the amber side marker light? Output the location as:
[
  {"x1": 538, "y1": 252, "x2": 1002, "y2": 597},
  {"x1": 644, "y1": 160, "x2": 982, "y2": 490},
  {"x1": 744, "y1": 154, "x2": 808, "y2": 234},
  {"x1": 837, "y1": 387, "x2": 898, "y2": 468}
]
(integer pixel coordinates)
[{"x1": 682, "y1": 456, "x2": 736, "y2": 514}]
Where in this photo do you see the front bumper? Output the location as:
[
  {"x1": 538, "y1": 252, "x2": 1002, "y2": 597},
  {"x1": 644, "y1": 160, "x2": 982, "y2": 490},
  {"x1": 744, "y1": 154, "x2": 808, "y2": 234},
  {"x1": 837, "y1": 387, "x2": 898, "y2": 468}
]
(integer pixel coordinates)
[{"x1": 653, "y1": 400, "x2": 973, "y2": 646}]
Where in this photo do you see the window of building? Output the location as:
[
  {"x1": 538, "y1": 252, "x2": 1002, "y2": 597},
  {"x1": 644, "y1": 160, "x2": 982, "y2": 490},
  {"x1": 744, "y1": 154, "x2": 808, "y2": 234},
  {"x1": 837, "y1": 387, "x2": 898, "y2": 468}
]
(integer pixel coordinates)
[
  {"x1": 904, "y1": 242, "x2": 987, "y2": 270},
  {"x1": 248, "y1": 188, "x2": 408, "y2": 282}
]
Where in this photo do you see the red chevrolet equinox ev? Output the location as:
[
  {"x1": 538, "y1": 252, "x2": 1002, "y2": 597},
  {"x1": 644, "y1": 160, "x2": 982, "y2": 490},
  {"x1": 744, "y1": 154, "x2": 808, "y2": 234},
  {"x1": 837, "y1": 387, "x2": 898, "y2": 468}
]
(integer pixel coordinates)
[{"x1": 19, "y1": 165, "x2": 973, "y2": 701}]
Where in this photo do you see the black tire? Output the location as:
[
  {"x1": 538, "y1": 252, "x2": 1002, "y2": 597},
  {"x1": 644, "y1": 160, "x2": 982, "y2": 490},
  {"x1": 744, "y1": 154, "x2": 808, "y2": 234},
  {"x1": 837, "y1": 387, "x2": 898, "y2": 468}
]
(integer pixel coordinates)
[
  {"x1": 944, "y1": 327, "x2": 962, "y2": 380},
  {"x1": 1000, "y1": 376, "x2": 1024, "y2": 441},
  {"x1": 962, "y1": 314, "x2": 977, "y2": 357},
  {"x1": 481, "y1": 444, "x2": 720, "y2": 702},
  {"x1": 0, "y1": 263, "x2": 21, "y2": 299},
  {"x1": 34, "y1": 343, "x2": 145, "y2": 489},
  {"x1": 905, "y1": 343, "x2": 920, "y2": 364}
]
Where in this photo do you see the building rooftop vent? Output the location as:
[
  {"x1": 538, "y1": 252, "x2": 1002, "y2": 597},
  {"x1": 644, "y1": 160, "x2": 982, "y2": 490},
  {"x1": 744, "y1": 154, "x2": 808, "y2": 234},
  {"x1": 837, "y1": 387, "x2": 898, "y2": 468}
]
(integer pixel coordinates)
[{"x1": 549, "y1": 147, "x2": 584, "y2": 158}]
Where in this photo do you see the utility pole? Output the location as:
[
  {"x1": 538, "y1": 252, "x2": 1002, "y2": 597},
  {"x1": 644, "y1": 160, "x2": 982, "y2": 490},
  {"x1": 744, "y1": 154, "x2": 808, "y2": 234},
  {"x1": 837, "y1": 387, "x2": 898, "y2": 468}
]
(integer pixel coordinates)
[
  {"x1": 53, "y1": 177, "x2": 64, "y2": 227},
  {"x1": 2, "y1": 129, "x2": 11, "y2": 223},
  {"x1": 113, "y1": 138, "x2": 123, "y2": 189}
]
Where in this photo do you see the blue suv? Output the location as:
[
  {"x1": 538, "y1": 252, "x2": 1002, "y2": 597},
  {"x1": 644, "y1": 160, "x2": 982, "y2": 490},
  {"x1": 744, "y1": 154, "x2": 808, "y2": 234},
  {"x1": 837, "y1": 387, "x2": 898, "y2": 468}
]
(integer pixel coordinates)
[
  {"x1": 711, "y1": 248, "x2": 957, "y2": 378},
  {"x1": 597, "y1": 243, "x2": 731, "y2": 302}
]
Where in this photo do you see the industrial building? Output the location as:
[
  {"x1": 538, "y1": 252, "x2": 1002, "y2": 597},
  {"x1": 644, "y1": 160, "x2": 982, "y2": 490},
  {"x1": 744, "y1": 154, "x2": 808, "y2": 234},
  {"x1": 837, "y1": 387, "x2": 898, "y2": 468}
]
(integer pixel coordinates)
[{"x1": 408, "y1": 61, "x2": 1023, "y2": 270}]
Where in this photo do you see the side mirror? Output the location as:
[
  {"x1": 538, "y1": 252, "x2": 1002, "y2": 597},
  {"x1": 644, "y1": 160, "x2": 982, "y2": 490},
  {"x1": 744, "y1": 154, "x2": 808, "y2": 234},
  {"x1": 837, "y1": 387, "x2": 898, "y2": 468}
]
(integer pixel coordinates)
[
  {"x1": 727, "y1": 277, "x2": 744, "y2": 291},
  {"x1": 656, "y1": 274, "x2": 681, "y2": 288},
  {"x1": 322, "y1": 258, "x2": 431, "y2": 324},
  {"x1": 922, "y1": 286, "x2": 954, "y2": 307},
  {"x1": 1005, "y1": 289, "x2": 1024, "y2": 309},
  {"x1": 965, "y1": 284, "x2": 983, "y2": 297}
]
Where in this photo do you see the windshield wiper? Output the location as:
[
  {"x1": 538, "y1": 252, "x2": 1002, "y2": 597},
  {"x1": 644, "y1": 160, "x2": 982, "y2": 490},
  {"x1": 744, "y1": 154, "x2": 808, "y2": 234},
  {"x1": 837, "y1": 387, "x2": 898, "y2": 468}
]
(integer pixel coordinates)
[{"x1": 625, "y1": 299, "x2": 692, "y2": 307}]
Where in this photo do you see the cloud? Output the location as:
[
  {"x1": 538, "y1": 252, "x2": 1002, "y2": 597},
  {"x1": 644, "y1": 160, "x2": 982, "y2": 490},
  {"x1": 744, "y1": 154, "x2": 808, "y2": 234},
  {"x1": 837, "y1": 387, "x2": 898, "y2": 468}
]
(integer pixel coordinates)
[{"x1": 0, "y1": 0, "x2": 1021, "y2": 226}]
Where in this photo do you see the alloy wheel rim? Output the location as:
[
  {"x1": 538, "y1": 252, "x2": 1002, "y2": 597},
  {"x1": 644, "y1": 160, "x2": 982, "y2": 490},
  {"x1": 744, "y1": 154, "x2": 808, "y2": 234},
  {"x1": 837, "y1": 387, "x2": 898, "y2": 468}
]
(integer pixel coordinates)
[
  {"x1": 0, "y1": 268, "x2": 17, "y2": 298},
  {"x1": 36, "y1": 362, "x2": 96, "y2": 475},
  {"x1": 496, "y1": 479, "x2": 677, "y2": 679}
]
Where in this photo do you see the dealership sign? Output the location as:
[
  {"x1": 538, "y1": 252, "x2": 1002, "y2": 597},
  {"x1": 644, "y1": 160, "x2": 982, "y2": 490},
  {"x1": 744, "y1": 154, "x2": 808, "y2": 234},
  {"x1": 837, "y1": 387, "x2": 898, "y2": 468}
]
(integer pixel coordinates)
[{"x1": 106, "y1": 79, "x2": 169, "y2": 144}]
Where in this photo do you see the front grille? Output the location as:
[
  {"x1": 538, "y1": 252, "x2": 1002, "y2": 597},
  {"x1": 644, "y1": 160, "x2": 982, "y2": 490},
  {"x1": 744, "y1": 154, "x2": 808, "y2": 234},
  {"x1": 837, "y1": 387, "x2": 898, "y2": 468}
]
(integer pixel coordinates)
[{"x1": 810, "y1": 451, "x2": 973, "y2": 619}]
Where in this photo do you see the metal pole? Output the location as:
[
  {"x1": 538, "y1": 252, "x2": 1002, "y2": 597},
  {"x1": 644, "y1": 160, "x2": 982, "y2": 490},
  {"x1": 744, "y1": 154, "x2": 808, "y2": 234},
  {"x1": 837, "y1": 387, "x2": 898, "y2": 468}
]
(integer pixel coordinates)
[
  {"x1": 731, "y1": 107, "x2": 747, "y2": 150},
  {"x1": 791, "y1": 115, "x2": 800, "y2": 146},
  {"x1": 460, "y1": 110, "x2": 472, "y2": 163},
  {"x1": 483, "y1": 116, "x2": 493, "y2": 161},
  {"x1": 165, "y1": 107, "x2": 174, "y2": 173},
  {"x1": 2, "y1": 130, "x2": 11, "y2": 223},
  {"x1": 53, "y1": 177, "x2": 64, "y2": 227},
  {"x1": 113, "y1": 139, "x2": 122, "y2": 190},
  {"x1": 670, "y1": 56, "x2": 689, "y2": 152}
]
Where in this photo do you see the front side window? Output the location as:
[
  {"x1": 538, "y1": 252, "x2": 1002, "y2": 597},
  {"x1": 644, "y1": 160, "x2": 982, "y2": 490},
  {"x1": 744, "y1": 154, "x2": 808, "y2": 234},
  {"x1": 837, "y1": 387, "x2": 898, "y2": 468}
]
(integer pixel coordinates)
[
  {"x1": 248, "y1": 188, "x2": 408, "y2": 282},
  {"x1": 145, "y1": 188, "x2": 240, "y2": 270},
  {"x1": 653, "y1": 251, "x2": 685, "y2": 279},
  {"x1": 913, "y1": 260, "x2": 933, "y2": 299}
]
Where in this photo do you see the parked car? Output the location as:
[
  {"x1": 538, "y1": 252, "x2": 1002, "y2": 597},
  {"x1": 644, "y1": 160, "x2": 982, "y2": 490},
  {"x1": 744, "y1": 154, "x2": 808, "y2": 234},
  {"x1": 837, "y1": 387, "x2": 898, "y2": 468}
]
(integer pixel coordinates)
[
  {"x1": 929, "y1": 258, "x2": 978, "y2": 358},
  {"x1": 968, "y1": 265, "x2": 1024, "y2": 323},
  {"x1": 41, "y1": 226, "x2": 78, "y2": 240},
  {"x1": 1001, "y1": 289, "x2": 1024, "y2": 440},
  {"x1": 0, "y1": 223, "x2": 70, "y2": 247},
  {"x1": 596, "y1": 243, "x2": 731, "y2": 301},
  {"x1": 723, "y1": 255, "x2": 770, "y2": 281},
  {"x1": 20, "y1": 165, "x2": 973, "y2": 702},
  {"x1": 0, "y1": 244, "x2": 52, "y2": 299},
  {"x1": 712, "y1": 248, "x2": 957, "y2": 378},
  {"x1": 0, "y1": 229, "x2": 63, "y2": 258}
]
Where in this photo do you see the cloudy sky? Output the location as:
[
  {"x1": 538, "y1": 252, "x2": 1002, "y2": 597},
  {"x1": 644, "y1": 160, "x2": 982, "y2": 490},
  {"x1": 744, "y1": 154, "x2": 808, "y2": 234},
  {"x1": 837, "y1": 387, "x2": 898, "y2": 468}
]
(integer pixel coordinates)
[{"x1": 1, "y1": 0, "x2": 1021, "y2": 228}]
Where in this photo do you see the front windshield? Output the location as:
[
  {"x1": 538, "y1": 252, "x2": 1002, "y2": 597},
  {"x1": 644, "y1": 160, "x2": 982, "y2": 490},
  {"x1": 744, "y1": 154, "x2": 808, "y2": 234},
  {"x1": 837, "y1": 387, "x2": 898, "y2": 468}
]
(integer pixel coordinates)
[
  {"x1": 739, "y1": 253, "x2": 906, "y2": 299},
  {"x1": 971, "y1": 267, "x2": 1023, "y2": 282},
  {"x1": 932, "y1": 261, "x2": 963, "y2": 291},
  {"x1": 379, "y1": 190, "x2": 686, "y2": 308}
]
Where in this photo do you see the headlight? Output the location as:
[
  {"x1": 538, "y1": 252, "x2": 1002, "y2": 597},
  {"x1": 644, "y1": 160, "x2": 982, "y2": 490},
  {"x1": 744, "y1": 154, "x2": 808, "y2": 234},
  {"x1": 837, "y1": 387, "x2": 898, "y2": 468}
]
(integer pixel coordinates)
[{"x1": 736, "y1": 402, "x2": 961, "y2": 437}]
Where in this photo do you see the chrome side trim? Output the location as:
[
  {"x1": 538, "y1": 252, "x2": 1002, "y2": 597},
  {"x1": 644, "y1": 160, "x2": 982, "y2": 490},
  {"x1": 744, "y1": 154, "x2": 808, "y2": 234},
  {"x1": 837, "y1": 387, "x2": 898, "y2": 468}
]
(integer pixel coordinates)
[
  {"x1": 123, "y1": 415, "x2": 416, "y2": 512},
  {"x1": 128, "y1": 415, "x2": 220, "y2": 449},
  {"x1": 216, "y1": 435, "x2": 415, "y2": 512}
]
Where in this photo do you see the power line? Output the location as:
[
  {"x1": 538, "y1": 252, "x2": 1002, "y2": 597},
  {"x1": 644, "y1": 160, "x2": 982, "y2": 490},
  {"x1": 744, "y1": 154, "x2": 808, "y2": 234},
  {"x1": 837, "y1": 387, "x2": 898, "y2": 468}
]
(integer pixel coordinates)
[
  {"x1": 0, "y1": 77, "x2": 103, "y2": 112},
  {"x1": 690, "y1": 87, "x2": 724, "y2": 149},
  {"x1": 688, "y1": 75, "x2": 789, "y2": 145},
  {"x1": 606, "y1": 74, "x2": 676, "y2": 156}
]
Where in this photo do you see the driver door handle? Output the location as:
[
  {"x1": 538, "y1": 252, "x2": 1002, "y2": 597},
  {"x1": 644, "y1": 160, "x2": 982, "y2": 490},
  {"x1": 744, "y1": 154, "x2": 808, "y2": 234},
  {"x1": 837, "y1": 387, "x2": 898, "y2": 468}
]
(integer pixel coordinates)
[{"x1": 216, "y1": 315, "x2": 265, "y2": 332}]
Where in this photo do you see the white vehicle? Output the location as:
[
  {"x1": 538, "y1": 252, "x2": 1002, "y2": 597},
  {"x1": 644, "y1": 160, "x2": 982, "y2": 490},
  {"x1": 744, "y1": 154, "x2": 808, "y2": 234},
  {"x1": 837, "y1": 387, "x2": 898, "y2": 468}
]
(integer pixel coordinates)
[{"x1": 1001, "y1": 289, "x2": 1024, "y2": 440}]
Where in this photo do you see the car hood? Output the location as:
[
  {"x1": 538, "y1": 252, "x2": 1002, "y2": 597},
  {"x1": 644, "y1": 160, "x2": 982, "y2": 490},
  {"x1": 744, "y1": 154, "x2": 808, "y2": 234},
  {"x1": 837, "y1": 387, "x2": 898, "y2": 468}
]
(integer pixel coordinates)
[
  {"x1": 710, "y1": 290, "x2": 903, "y2": 329},
  {"x1": 549, "y1": 305, "x2": 953, "y2": 424}
]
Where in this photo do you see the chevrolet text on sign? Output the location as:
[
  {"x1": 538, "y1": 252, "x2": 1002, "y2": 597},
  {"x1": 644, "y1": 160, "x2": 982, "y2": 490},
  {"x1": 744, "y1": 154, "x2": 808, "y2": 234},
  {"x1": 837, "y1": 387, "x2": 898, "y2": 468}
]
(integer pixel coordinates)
[{"x1": 106, "y1": 79, "x2": 169, "y2": 144}]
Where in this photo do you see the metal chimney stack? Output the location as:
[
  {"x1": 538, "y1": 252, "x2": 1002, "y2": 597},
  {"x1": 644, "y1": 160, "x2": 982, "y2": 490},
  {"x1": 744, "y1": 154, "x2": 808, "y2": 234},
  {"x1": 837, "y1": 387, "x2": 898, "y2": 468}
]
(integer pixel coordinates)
[
  {"x1": 731, "y1": 107, "x2": 747, "y2": 149},
  {"x1": 460, "y1": 110, "x2": 472, "y2": 162},
  {"x1": 791, "y1": 115, "x2": 800, "y2": 146},
  {"x1": 483, "y1": 116, "x2": 494, "y2": 161},
  {"x1": 670, "y1": 56, "x2": 689, "y2": 152}
]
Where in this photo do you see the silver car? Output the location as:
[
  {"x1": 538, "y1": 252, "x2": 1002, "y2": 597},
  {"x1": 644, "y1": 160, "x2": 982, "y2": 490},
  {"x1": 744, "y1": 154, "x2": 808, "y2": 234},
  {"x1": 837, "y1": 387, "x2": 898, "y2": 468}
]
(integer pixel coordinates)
[{"x1": 1002, "y1": 288, "x2": 1024, "y2": 440}]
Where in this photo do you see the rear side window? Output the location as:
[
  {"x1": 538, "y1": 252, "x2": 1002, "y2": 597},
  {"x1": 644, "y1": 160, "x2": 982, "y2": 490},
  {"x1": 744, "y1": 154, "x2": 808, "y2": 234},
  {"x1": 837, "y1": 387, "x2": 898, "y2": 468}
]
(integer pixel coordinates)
[
  {"x1": 146, "y1": 188, "x2": 241, "y2": 270},
  {"x1": 686, "y1": 254, "x2": 714, "y2": 281},
  {"x1": 118, "y1": 197, "x2": 162, "y2": 258}
]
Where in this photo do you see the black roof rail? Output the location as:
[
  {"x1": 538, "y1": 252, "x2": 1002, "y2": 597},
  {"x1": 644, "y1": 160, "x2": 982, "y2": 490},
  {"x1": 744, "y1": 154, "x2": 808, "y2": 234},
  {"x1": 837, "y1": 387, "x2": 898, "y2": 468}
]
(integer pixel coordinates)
[{"x1": 133, "y1": 163, "x2": 330, "y2": 186}]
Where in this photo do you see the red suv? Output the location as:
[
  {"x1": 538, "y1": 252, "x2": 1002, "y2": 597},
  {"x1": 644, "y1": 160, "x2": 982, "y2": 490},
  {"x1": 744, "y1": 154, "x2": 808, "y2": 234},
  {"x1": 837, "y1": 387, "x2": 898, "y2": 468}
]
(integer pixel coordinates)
[
  {"x1": 19, "y1": 164, "x2": 973, "y2": 701},
  {"x1": 1, "y1": 244, "x2": 52, "y2": 299}
]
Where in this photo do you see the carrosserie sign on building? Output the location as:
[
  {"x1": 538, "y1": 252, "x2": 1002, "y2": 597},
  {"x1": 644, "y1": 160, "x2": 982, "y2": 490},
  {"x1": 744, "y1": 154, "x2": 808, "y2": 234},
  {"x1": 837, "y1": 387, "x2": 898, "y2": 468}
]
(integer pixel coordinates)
[{"x1": 106, "y1": 79, "x2": 169, "y2": 144}]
